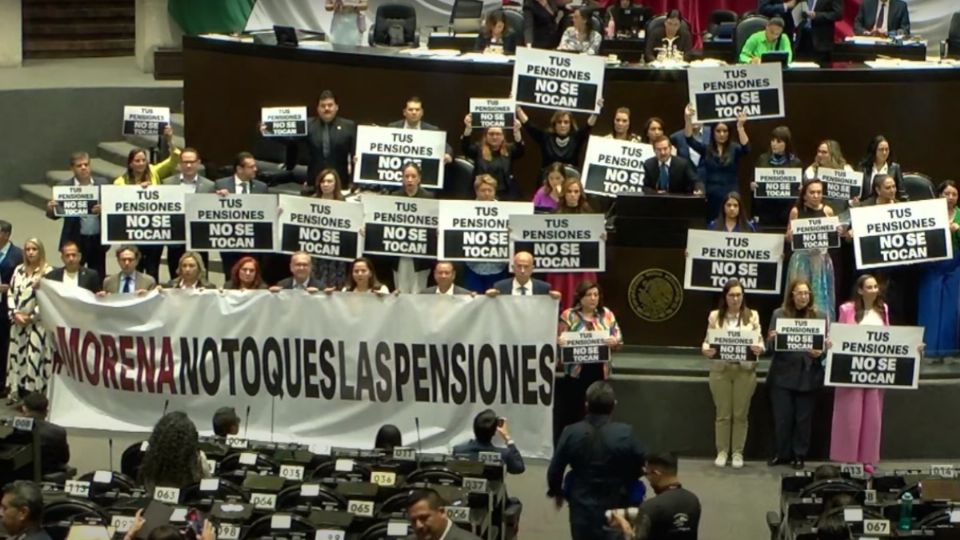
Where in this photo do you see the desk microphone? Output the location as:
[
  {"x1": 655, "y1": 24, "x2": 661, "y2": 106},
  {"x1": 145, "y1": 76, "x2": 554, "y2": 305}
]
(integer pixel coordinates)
[
  {"x1": 108, "y1": 438, "x2": 114, "y2": 472},
  {"x1": 243, "y1": 405, "x2": 251, "y2": 438},
  {"x1": 269, "y1": 401, "x2": 275, "y2": 443},
  {"x1": 414, "y1": 417, "x2": 424, "y2": 454},
  {"x1": 161, "y1": 399, "x2": 169, "y2": 418}
]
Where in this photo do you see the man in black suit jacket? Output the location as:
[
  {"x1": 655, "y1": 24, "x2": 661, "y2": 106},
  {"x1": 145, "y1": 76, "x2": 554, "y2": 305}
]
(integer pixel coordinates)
[
  {"x1": 0, "y1": 220, "x2": 24, "y2": 396},
  {"x1": 388, "y1": 96, "x2": 453, "y2": 162},
  {"x1": 797, "y1": 0, "x2": 843, "y2": 59},
  {"x1": 44, "y1": 241, "x2": 101, "y2": 293},
  {"x1": 404, "y1": 489, "x2": 482, "y2": 540},
  {"x1": 548, "y1": 382, "x2": 646, "y2": 540},
  {"x1": 214, "y1": 152, "x2": 270, "y2": 277},
  {"x1": 18, "y1": 393, "x2": 70, "y2": 476},
  {"x1": 269, "y1": 252, "x2": 325, "y2": 292},
  {"x1": 1, "y1": 480, "x2": 53, "y2": 540},
  {"x1": 486, "y1": 251, "x2": 554, "y2": 296},
  {"x1": 452, "y1": 409, "x2": 525, "y2": 474},
  {"x1": 45, "y1": 152, "x2": 109, "y2": 280},
  {"x1": 758, "y1": 0, "x2": 798, "y2": 38},
  {"x1": 642, "y1": 136, "x2": 702, "y2": 195},
  {"x1": 421, "y1": 261, "x2": 472, "y2": 295},
  {"x1": 854, "y1": 0, "x2": 910, "y2": 36},
  {"x1": 300, "y1": 90, "x2": 357, "y2": 194}
]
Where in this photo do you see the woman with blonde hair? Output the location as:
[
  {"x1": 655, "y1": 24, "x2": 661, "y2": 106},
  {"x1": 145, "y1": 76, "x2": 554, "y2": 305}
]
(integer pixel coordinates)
[{"x1": 6, "y1": 238, "x2": 53, "y2": 402}]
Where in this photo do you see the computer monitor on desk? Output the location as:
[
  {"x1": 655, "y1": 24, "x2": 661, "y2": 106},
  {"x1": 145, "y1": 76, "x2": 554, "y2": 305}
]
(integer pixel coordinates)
[{"x1": 611, "y1": 193, "x2": 705, "y2": 249}]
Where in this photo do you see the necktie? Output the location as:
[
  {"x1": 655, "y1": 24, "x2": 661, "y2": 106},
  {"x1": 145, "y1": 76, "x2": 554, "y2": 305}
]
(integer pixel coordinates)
[
  {"x1": 875, "y1": 2, "x2": 886, "y2": 32},
  {"x1": 658, "y1": 162, "x2": 669, "y2": 191},
  {"x1": 321, "y1": 123, "x2": 332, "y2": 158},
  {"x1": 123, "y1": 275, "x2": 132, "y2": 293},
  {"x1": 519, "y1": 285, "x2": 528, "y2": 296},
  {"x1": 240, "y1": 182, "x2": 247, "y2": 194}
]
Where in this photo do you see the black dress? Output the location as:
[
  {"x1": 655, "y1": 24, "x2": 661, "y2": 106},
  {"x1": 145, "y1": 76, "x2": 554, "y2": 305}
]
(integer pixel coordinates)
[
  {"x1": 522, "y1": 122, "x2": 592, "y2": 171},
  {"x1": 461, "y1": 136, "x2": 526, "y2": 199}
]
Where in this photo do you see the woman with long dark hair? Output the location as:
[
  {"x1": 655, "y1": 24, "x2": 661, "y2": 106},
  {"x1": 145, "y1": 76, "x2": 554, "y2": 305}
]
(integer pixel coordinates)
[
  {"x1": 683, "y1": 104, "x2": 750, "y2": 221},
  {"x1": 753, "y1": 125, "x2": 803, "y2": 228},
  {"x1": 557, "y1": 7, "x2": 602, "y2": 54},
  {"x1": 461, "y1": 115, "x2": 525, "y2": 199},
  {"x1": 786, "y1": 179, "x2": 837, "y2": 321},
  {"x1": 140, "y1": 411, "x2": 209, "y2": 491},
  {"x1": 605, "y1": 107, "x2": 641, "y2": 142},
  {"x1": 709, "y1": 192, "x2": 756, "y2": 232},
  {"x1": 549, "y1": 178, "x2": 598, "y2": 310},
  {"x1": 342, "y1": 257, "x2": 390, "y2": 294},
  {"x1": 857, "y1": 135, "x2": 905, "y2": 204},
  {"x1": 475, "y1": 11, "x2": 518, "y2": 54}
]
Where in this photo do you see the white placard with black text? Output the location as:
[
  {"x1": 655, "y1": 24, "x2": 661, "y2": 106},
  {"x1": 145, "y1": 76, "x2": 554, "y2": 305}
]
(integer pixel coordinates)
[
  {"x1": 354, "y1": 126, "x2": 446, "y2": 189},
  {"x1": 851, "y1": 198, "x2": 952, "y2": 270},
  {"x1": 509, "y1": 214, "x2": 605, "y2": 272},
  {"x1": 684, "y1": 230, "x2": 784, "y2": 294},
  {"x1": 438, "y1": 200, "x2": 533, "y2": 262},
  {"x1": 511, "y1": 48, "x2": 605, "y2": 114},
  {"x1": 686, "y1": 64, "x2": 784, "y2": 123},
  {"x1": 277, "y1": 195, "x2": 363, "y2": 261},
  {"x1": 582, "y1": 136, "x2": 654, "y2": 197}
]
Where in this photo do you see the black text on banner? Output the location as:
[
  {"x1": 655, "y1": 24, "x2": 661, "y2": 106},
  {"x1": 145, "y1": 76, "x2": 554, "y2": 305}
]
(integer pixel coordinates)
[
  {"x1": 754, "y1": 168, "x2": 803, "y2": 199},
  {"x1": 774, "y1": 317, "x2": 826, "y2": 352},
  {"x1": 707, "y1": 328, "x2": 761, "y2": 361},
  {"x1": 509, "y1": 214, "x2": 606, "y2": 272},
  {"x1": 185, "y1": 194, "x2": 277, "y2": 252},
  {"x1": 354, "y1": 126, "x2": 446, "y2": 189},
  {"x1": 469, "y1": 99, "x2": 516, "y2": 129},
  {"x1": 825, "y1": 323, "x2": 923, "y2": 389},
  {"x1": 791, "y1": 216, "x2": 841, "y2": 250},
  {"x1": 582, "y1": 136, "x2": 654, "y2": 197},
  {"x1": 122, "y1": 106, "x2": 170, "y2": 136},
  {"x1": 277, "y1": 195, "x2": 363, "y2": 261},
  {"x1": 261, "y1": 106, "x2": 308, "y2": 137},
  {"x1": 818, "y1": 167, "x2": 861, "y2": 200},
  {"x1": 686, "y1": 64, "x2": 784, "y2": 122},
  {"x1": 438, "y1": 200, "x2": 533, "y2": 261},
  {"x1": 52, "y1": 185, "x2": 99, "y2": 217},
  {"x1": 684, "y1": 230, "x2": 784, "y2": 294},
  {"x1": 851, "y1": 199, "x2": 952, "y2": 270},
  {"x1": 560, "y1": 331, "x2": 610, "y2": 364},
  {"x1": 100, "y1": 185, "x2": 186, "y2": 245},
  {"x1": 362, "y1": 195, "x2": 439, "y2": 259},
  {"x1": 511, "y1": 48, "x2": 605, "y2": 114}
]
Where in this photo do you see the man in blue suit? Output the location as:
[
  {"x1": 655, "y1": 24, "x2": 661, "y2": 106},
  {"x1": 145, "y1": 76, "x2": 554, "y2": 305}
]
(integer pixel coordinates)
[{"x1": 0, "y1": 220, "x2": 24, "y2": 397}]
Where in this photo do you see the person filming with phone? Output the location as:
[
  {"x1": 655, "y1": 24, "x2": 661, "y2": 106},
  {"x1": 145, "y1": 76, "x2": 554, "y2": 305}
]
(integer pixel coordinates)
[{"x1": 452, "y1": 409, "x2": 525, "y2": 474}]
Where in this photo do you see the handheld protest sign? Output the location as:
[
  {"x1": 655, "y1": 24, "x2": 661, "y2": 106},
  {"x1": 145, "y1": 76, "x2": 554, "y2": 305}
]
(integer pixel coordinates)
[
  {"x1": 354, "y1": 126, "x2": 446, "y2": 189},
  {"x1": 100, "y1": 185, "x2": 186, "y2": 245},
  {"x1": 438, "y1": 200, "x2": 533, "y2": 262},
  {"x1": 122, "y1": 106, "x2": 170, "y2": 136},
  {"x1": 512, "y1": 48, "x2": 605, "y2": 114},
  {"x1": 470, "y1": 99, "x2": 515, "y2": 129},
  {"x1": 774, "y1": 318, "x2": 826, "y2": 352},
  {"x1": 791, "y1": 216, "x2": 841, "y2": 250},
  {"x1": 53, "y1": 185, "x2": 99, "y2": 217},
  {"x1": 277, "y1": 195, "x2": 363, "y2": 261},
  {"x1": 754, "y1": 168, "x2": 802, "y2": 199},
  {"x1": 819, "y1": 167, "x2": 861, "y2": 201},
  {"x1": 851, "y1": 199, "x2": 952, "y2": 270},
  {"x1": 362, "y1": 195, "x2": 439, "y2": 259},
  {"x1": 261, "y1": 107, "x2": 308, "y2": 137},
  {"x1": 185, "y1": 194, "x2": 277, "y2": 252},
  {"x1": 684, "y1": 230, "x2": 783, "y2": 294},
  {"x1": 582, "y1": 136, "x2": 654, "y2": 198},
  {"x1": 509, "y1": 214, "x2": 605, "y2": 272},
  {"x1": 560, "y1": 331, "x2": 611, "y2": 364},
  {"x1": 706, "y1": 328, "x2": 761, "y2": 362},
  {"x1": 825, "y1": 324, "x2": 923, "y2": 389},
  {"x1": 686, "y1": 64, "x2": 784, "y2": 123}
]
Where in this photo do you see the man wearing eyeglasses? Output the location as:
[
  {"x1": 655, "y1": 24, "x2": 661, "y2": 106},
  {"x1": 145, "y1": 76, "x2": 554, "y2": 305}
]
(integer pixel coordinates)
[{"x1": 162, "y1": 147, "x2": 214, "y2": 279}]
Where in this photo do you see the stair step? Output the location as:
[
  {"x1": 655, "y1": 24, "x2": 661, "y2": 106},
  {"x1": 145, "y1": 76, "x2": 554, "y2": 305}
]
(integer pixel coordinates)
[
  {"x1": 46, "y1": 170, "x2": 75, "y2": 186},
  {"x1": 20, "y1": 184, "x2": 53, "y2": 212},
  {"x1": 24, "y1": 20, "x2": 134, "y2": 36},
  {"x1": 126, "y1": 133, "x2": 186, "y2": 151},
  {"x1": 90, "y1": 158, "x2": 126, "y2": 181},
  {"x1": 98, "y1": 141, "x2": 140, "y2": 167},
  {"x1": 24, "y1": 37, "x2": 135, "y2": 52}
]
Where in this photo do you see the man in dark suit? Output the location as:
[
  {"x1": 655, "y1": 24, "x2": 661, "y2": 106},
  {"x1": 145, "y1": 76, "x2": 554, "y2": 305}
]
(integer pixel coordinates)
[
  {"x1": 162, "y1": 146, "x2": 214, "y2": 279},
  {"x1": 0, "y1": 220, "x2": 24, "y2": 397},
  {"x1": 642, "y1": 136, "x2": 702, "y2": 195},
  {"x1": 758, "y1": 0, "x2": 799, "y2": 39},
  {"x1": 214, "y1": 152, "x2": 270, "y2": 277},
  {"x1": 486, "y1": 252, "x2": 555, "y2": 297},
  {"x1": 421, "y1": 261, "x2": 471, "y2": 295},
  {"x1": 268, "y1": 252, "x2": 324, "y2": 292},
  {"x1": 300, "y1": 90, "x2": 357, "y2": 194},
  {"x1": 796, "y1": 0, "x2": 843, "y2": 62},
  {"x1": 45, "y1": 152, "x2": 109, "y2": 280},
  {"x1": 854, "y1": 0, "x2": 910, "y2": 36},
  {"x1": 548, "y1": 381, "x2": 646, "y2": 540},
  {"x1": 1, "y1": 481, "x2": 53, "y2": 540},
  {"x1": 45, "y1": 241, "x2": 101, "y2": 293},
  {"x1": 405, "y1": 489, "x2": 482, "y2": 540},
  {"x1": 17, "y1": 393, "x2": 70, "y2": 476},
  {"x1": 101, "y1": 245, "x2": 157, "y2": 294},
  {"x1": 452, "y1": 409, "x2": 525, "y2": 474},
  {"x1": 388, "y1": 96, "x2": 453, "y2": 163}
]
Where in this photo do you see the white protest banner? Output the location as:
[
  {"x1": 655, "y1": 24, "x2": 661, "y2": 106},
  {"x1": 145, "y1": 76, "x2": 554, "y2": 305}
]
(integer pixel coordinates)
[
  {"x1": 509, "y1": 214, "x2": 606, "y2": 272},
  {"x1": 37, "y1": 281, "x2": 558, "y2": 458},
  {"x1": 706, "y1": 328, "x2": 761, "y2": 361},
  {"x1": 754, "y1": 168, "x2": 803, "y2": 199},
  {"x1": 792, "y1": 216, "x2": 841, "y2": 250},
  {"x1": 582, "y1": 136, "x2": 654, "y2": 198},
  {"x1": 825, "y1": 323, "x2": 923, "y2": 389},
  {"x1": 261, "y1": 106, "x2": 308, "y2": 137},
  {"x1": 438, "y1": 200, "x2": 533, "y2": 262},
  {"x1": 684, "y1": 230, "x2": 784, "y2": 294},
  {"x1": 686, "y1": 63, "x2": 784, "y2": 123},
  {"x1": 560, "y1": 331, "x2": 610, "y2": 364},
  {"x1": 354, "y1": 126, "x2": 446, "y2": 189},
  {"x1": 277, "y1": 195, "x2": 363, "y2": 261},
  {"x1": 122, "y1": 106, "x2": 171, "y2": 136},
  {"x1": 820, "y1": 167, "x2": 861, "y2": 200},
  {"x1": 52, "y1": 185, "x2": 98, "y2": 217},
  {"x1": 851, "y1": 198, "x2": 952, "y2": 269},
  {"x1": 774, "y1": 318, "x2": 827, "y2": 352},
  {"x1": 185, "y1": 194, "x2": 277, "y2": 252},
  {"x1": 362, "y1": 195, "x2": 438, "y2": 259},
  {"x1": 100, "y1": 185, "x2": 186, "y2": 245},
  {"x1": 511, "y1": 48, "x2": 605, "y2": 114},
  {"x1": 469, "y1": 99, "x2": 515, "y2": 129}
]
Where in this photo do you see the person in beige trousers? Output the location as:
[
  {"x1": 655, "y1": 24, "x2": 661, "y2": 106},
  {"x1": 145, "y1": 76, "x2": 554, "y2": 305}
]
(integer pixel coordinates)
[{"x1": 701, "y1": 278, "x2": 765, "y2": 469}]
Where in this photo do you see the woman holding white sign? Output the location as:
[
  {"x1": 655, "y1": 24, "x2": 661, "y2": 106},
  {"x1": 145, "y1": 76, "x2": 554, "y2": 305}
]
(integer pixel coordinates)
[
  {"x1": 465, "y1": 175, "x2": 510, "y2": 292},
  {"x1": 6, "y1": 239, "x2": 52, "y2": 401},
  {"x1": 753, "y1": 125, "x2": 803, "y2": 229},
  {"x1": 548, "y1": 178, "x2": 599, "y2": 310},
  {"x1": 804, "y1": 140, "x2": 855, "y2": 213},
  {"x1": 700, "y1": 278, "x2": 764, "y2": 469},
  {"x1": 683, "y1": 105, "x2": 750, "y2": 221},
  {"x1": 461, "y1": 115, "x2": 525, "y2": 200},
  {"x1": 311, "y1": 169, "x2": 351, "y2": 288},
  {"x1": 786, "y1": 179, "x2": 836, "y2": 322},
  {"x1": 916, "y1": 180, "x2": 960, "y2": 358},
  {"x1": 517, "y1": 106, "x2": 598, "y2": 172}
]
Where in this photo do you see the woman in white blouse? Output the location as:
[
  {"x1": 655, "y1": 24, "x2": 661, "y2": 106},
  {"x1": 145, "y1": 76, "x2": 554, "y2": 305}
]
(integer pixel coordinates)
[{"x1": 557, "y1": 8, "x2": 602, "y2": 55}]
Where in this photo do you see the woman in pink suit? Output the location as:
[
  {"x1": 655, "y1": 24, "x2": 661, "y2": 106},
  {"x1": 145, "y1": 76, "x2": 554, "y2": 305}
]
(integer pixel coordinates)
[{"x1": 830, "y1": 274, "x2": 887, "y2": 472}]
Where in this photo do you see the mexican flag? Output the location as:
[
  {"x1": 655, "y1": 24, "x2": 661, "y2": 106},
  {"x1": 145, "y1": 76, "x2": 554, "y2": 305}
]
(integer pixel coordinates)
[{"x1": 167, "y1": 0, "x2": 257, "y2": 35}]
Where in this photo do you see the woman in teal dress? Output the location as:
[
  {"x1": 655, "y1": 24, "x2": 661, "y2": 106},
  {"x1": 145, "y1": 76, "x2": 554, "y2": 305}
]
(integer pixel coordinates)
[
  {"x1": 785, "y1": 179, "x2": 836, "y2": 321},
  {"x1": 917, "y1": 180, "x2": 960, "y2": 358}
]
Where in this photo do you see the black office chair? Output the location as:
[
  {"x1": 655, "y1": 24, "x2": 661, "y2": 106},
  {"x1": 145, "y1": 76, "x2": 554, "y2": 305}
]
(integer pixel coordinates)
[
  {"x1": 442, "y1": 157, "x2": 476, "y2": 200},
  {"x1": 358, "y1": 519, "x2": 411, "y2": 540},
  {"x1": 949, "y1": 12, "x2": 960, "y2": 58},
  {"x1": 76, "y1": 471, "x2": 137, "y2": 506},
  {"x1": 645, "y1": 15, "x2": 691, "y2": 42},
  {"x1": 42, "y1": 498, "x2": 110, "y2": 540},
  {"x1": 244, "y1": 513, "x2": 318, "y2": 539},
  {"x1": 309, "y1": 459, "x2": 372, "y2": 482},
  {"x1": 902, "y1": 172, "x2": 936, "y2": 201},
  {"x1": 180, "y1": 478, "x2": 248, "y2": 509},
  {"x1": 369, "y1": 3, "x2": 419, "y2": 47},
  {"x1": 276, "y1": 483, "x2": 347, "y2": 511},
  {"x1": 705, "y1": 9, "x2": 738, "y2": 39},
  {"x1": 735, "y1": 15, "x2": 769, "y2": 60},
  {"x1": 564, "y1": 165, "x2": 581, "y2": 180},
  {"x1": 120, "y1": 441, "x2": 147, "y2": 480},
  {"x1": 377, "y1": 491, "x2": 414, "y2": 515},
  {"x1": 405, "y1": 467, "x2": 463, "y2": 486},
  {"x1": 499, "y1": 8, "x2": 525, "y2": 45}
]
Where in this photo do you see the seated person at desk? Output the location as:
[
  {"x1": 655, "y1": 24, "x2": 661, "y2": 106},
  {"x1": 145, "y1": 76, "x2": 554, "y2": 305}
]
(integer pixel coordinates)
[
  {"x1": 642, "y1": 135, "x2": 701, "y2": 195},
  {"x1": 854, "y1": 0, "x2": 910, "y2": 36},
  {"x1": 558, "y1": 7, "x2": 602, "y2": 55},
  {"x1": 605, "y1": 0, "x2": 649, "y2": 38},
  {"x1": 644, "y1": 9, "x2": 693, "y2": 62},
  {"x1": 17, "y1": 392, "x2": 70, "y2": 476},
  {"x1": 739, "y1": 17, "x2": 793, "y2": 64},
  {"x1": 476, "y1": 11, "x2": 517, "y2": 54},
  {"x1": 452, "y1": 409, "x2": 525, "y2": 474}
]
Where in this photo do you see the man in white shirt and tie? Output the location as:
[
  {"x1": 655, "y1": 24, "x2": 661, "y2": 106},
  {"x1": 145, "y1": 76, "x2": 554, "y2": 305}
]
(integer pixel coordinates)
[
  {"x1": 100, "y1": 245, "x2": 156, "y2": 295},
  {"x1": 486, "y1": 252, "x2": 559, "y2": 297},
  {"x1": 421, "y1": 261, "x2": 472, "y2": 295},
  {"x1": 162, "y1": 147, "x2": 215, "y2": 279},
  {"x1": 214, "y1": 152, "x2": 270, "y2": 279},
  {"x1": 854, "y1": 0, "x2": 910, "y2": 36}
]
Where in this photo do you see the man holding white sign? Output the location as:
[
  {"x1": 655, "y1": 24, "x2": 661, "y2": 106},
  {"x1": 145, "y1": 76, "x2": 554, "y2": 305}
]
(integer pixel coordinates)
[
  {"x1": 45, "y1": 152, "x2": 108, "y2": 279},
  {"x1": 354, "y1": 126, "x2": 446, "y2": 190}
]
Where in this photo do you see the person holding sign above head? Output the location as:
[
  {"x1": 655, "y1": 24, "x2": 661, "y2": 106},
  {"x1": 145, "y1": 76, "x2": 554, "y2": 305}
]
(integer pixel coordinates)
[
  {"x1": 6, "y1": 238, "x2": 53, "y2": 402},
  {"x1": 161, "y1": 147, "x2": 213, "y2": 281},
  {"x1": 101, "y1": 245, "x2": 157, "y2": 295},
  {"x1": 311, "y1": 168, "x2": 352, "y2": 288},
  {"x1": 421, "y1": 261, "x2": 471, "y2": 295},
  {"x1": 161, "y1": 251, "x2": 213, "y2": 290},
  {"x1": 486, "y1": 251, "x2": 557, "y2": 297},
  {"x1": 604, "y1": 107, "x2": 641, "y2": 143},
  {"x1": 45, "y1": 151, "x2": 108, "y2": 280},
  {"x1": 916, "y1": 180, "x2": 960, "y2": 359},
  {"x1": 786, "y1": 179, "x2": 837, "y2": 322},
  {"x1": 388, "y1": 162, "x2": 434, "y2": 294},
  {"x1": 855, "y1": 135, "x2": 906, "y2": 205},
  {"x1": 766, "y1": 279, "x2": 827, "y2": 470},
  {"x1": 548, "y1": 178, "x2": 599, "y2": 310},
  {"x1": 753, "y1": 126, "x2": 803, "y2": 229},
  {"x1": 683, "y1": 104, "x2": 750, "y2": 221},
  {"x1": 738, "y1": 17, "x2": 793, "y2": 65},
  {"x1": 475, "y1": 11, "x2": 518, "y2": 55},
  {"x1": 532, "y1": 163, "x2": 566, "y2": 212},
  {"x1": 464, "y1": 176, "x2": 510, "y2": 291},
  {"x1": 700, "y1": 277, "x2": 764, "y2": 469},
  {"x1": 461, "y1": 114, "x2": 525, "y2": 200},
  {"x1": 44, "y1": 242, "x2": 101, "y2": 293},
  {"x1": 644, "y1": 9, "x2": 693, "y2": 63},
  {"x1": 270, "y1": 251, "x2": 324, "y2": 293},
  {"x1": 388, "y1": 96, "x2": 453, "y2": 163},
  {"x1": 558, "y1": 7, "x2": 603, "y2": 55},
  {"x1": 709, "y1": 192, "x2": 756, "y2": 233},
  {"x1": 642, "y1": 135, "x2": 702, "y2": 195},
  {"x1": 341, "y1": 257, "x2": 390, "y2": 295},
  {"x1": 224, "y1": 256, "x2": 267, "y2": 290},
  {"x1": 516, "y1": 105, "x2": 599, "y2": 171}
]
